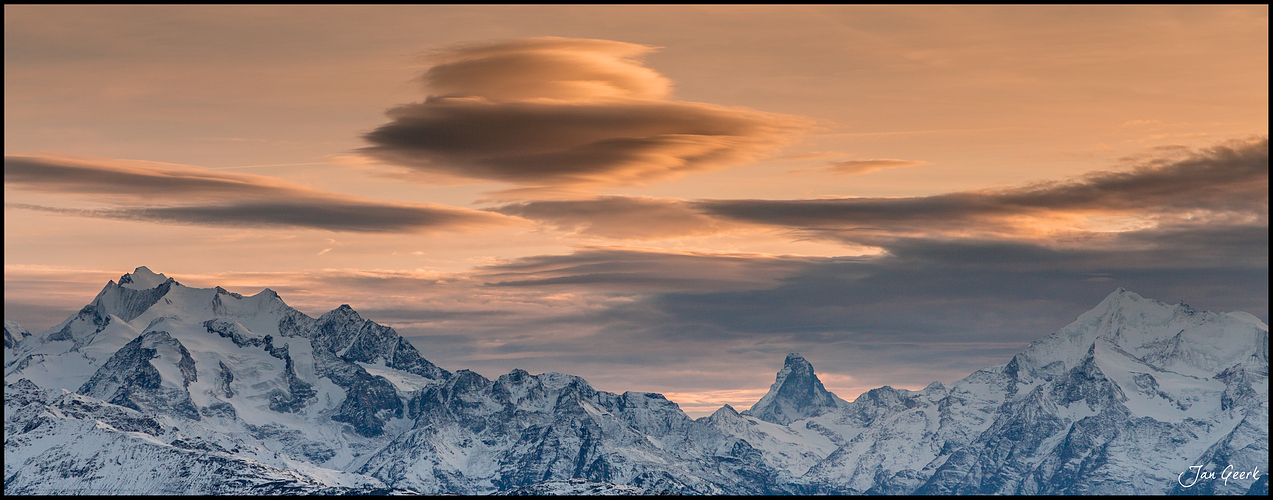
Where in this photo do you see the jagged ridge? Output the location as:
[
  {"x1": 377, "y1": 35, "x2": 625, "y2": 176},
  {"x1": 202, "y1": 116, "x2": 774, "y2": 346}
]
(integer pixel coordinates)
[{"x1": 4, "y1": 272, "x2": 1267, "y2": 495}]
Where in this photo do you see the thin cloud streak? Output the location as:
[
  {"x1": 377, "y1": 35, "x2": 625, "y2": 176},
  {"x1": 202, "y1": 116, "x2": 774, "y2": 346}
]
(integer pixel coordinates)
[
  {"x1": 4, "y1": 155, "x2": 518, "y2": 233},
  {"x1": 490, "y1": 196, "x2": 731, "y2": 239},
  {"x1": 825, "y1": 158, "x2": 929, "y2": 175},
  {"x1": 477, "y1": 246, "x2": 821, "y2": 293},
  {"x1": 4, "y1": 155, "x2": 294, "y2": 201}
]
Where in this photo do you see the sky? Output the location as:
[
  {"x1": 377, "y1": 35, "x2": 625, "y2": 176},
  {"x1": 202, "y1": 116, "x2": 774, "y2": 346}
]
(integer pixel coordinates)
[{"x1": 4, "y1": 5, "x2": 1268, "y2": 417}]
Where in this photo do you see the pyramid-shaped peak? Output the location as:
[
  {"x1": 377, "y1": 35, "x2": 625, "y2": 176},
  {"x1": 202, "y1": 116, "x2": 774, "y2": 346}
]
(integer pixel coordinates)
[
  {"x1": 1100, "y1": 287, "x2": 1145, "y2": 305},
  {"x1": 1082, "y1": 287, "x2": 1163, "y2": 322},
  {"x1": 321, "y1": 304, "x2": 363, "y2": 322},
  {"x1": 118, "y1": 266, "x2": 175, "y2": 290},
  {"x1": 706, "y1": 404, "x2": 741, "y2": 422},
  {"x1": 743, "y1": 352, "x2": 846, "y2": 425}
]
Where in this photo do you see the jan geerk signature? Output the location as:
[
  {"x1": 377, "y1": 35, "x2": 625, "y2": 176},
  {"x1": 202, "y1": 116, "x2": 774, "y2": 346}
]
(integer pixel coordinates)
[{"x1": 1178, "y1": 464, "x2": 1262, "y2": 488}]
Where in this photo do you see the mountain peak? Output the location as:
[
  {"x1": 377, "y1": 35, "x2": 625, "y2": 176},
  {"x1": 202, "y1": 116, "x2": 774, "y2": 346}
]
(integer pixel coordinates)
[
  {"x1": 335, "y1": 304, "x2": 359, "y2": 317},
  {"x1": 1101, "y1": 286, "x2": 1136, "y2": 302},
  {"x1": 743, "y1": 353, "x2": 845, "y2": 425},
  {"x1": 5, "y1": 320, "x2": 32, "y2": 349},
  {"x1": 118, "y1": 266, "x2": 177, "y2": 290},
  {"x1": 319, "y1": 303, "x2": 360, "y2": 321},
  {"x1": 784, "y1": 352, "x2": 809, "y2": 367},
  {"x1": 705, "y1": 403, "x2": 740, "y2": 422},
  {"x1": 1012, "y1": 287, "x2": 1268, "y2": 382}
]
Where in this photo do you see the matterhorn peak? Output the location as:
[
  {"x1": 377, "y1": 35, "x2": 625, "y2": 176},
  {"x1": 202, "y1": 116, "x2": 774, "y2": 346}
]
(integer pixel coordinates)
[
  {"x1": 743, "y1": 352, "x2": 846, "y2": 425},
  {"x1": 784, "y1": 352, "x2": 811, "y2": 368}
]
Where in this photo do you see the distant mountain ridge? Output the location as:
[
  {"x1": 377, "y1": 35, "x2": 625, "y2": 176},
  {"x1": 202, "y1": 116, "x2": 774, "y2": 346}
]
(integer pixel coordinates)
[{"x1": 4, "y1": 268, "x2": 1267, "y2": 494}]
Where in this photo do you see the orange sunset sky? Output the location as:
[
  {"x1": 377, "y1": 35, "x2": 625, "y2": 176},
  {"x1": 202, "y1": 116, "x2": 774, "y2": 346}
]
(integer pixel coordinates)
[{"x1": 5, "y1": 5, "x2": 1267, "y2": 416}]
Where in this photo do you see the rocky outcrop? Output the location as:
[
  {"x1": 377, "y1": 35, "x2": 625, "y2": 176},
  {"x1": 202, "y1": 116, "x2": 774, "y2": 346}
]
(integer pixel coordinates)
[
  {"x1": 77, "y1": 330, "x2": 201, "y2": 420},
  {"x1": 314, "y1": 305, "x2": 450, "y2": 380}
]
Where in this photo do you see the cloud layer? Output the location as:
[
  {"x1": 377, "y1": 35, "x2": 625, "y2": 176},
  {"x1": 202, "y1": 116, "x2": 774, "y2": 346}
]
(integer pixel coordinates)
[
  {"x1": 4, "y1": 155, "x2": 514, "y2": 233},
  {"x1": 362, "y1": 37, "x2": 812, "y2": 191},
  {"x1": 696, "y1": 136, "x2": 1269, "y2": 242},
  {"x1": 483, "y1": 137, "x2": 1267, "y2": 242}
]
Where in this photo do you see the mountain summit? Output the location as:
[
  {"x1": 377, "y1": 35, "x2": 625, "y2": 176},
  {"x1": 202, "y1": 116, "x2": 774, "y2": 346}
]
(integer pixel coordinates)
[
  {"x1": 117, "y1": 266, "x2": 175, "y2": 290},
  {"x1": 743, "y1": 352, "x2": 847, "y2": 424}
]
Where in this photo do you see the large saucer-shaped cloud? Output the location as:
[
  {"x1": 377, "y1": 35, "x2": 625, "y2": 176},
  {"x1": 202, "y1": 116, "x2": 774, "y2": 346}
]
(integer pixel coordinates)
[{"x1": 361, "y1": 37, "x2": 812, "y2": 190}]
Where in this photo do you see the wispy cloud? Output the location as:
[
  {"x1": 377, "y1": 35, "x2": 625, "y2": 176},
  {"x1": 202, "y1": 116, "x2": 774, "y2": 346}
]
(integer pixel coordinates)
[
  {"x1": 360, "y1": 37, "x2": 813, "y2": 194},
  {"x1": 490, "y1": 196, "x2": 731, "y2": 239},
  {"x1": 477, "y1": 246, "x2": 820, "y2": 293},
  {"x1": 4, "y1": 155, "x2": 518, "y2": 233},
  {"x1": 824, "y1": 158, "x2": 929, "y2": 175}
]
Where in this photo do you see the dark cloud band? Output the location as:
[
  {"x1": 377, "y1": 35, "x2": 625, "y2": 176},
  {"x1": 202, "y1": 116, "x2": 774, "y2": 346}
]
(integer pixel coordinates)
[
  {"x1": 696, "y1": 137, "x2": 1268, "y2": 238},
  {"x1": 4, "y1": 156, "x2": 514, "y2": 233},
  {"x1": 4, "y1": 156, "x2": 287, "y2": 200}
]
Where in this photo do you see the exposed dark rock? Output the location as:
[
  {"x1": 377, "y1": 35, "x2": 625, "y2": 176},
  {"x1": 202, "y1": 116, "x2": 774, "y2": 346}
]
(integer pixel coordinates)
[
  {"x1": 245, "y1": 423, "x2": 339, "y2": 464},
  {"x1": 267, "y1": 342, "x2": 316, "y2": 414},
  {"x1": 216, "y1": 361, "x2": 235, "y2": 399},
  {"x1": 310, "y1": 347, "x2": 402, "y2": 437},
  {"x1": 77, "y1": 331, "x2": 201, "y2": 421},
  {"x1": 313, "y1": 305, "x2": 449, "y2": 380},
  {"x1": 204, "y1": 318, "x2": 264, "y2": 349}
]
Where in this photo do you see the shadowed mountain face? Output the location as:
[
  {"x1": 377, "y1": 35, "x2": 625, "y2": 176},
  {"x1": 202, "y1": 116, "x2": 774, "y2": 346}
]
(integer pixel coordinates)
[
  {"x1": 3, "y1": 271, "x2": 1268, "y2": 495},
  {"x1": 743, "y1": 353, "x2": 846, "y2": 425}
]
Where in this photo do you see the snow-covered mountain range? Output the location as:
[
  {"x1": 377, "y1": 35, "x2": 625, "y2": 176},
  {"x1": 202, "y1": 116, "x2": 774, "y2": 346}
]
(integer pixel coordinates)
[{"x1": 4, "y1": 267, "x2": 1268, "y2": 494}]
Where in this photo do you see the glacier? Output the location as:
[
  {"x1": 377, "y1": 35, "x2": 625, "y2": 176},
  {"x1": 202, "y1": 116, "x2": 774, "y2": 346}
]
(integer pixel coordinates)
[{"x1": 4, "y1": 268, "x2": 1267, "y2": 495}]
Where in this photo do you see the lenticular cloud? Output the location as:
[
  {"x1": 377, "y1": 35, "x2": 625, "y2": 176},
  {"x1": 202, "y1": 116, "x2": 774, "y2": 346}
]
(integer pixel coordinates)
[{"x1": 361, "y1": 37, "x2": 812, "y2": 192}]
